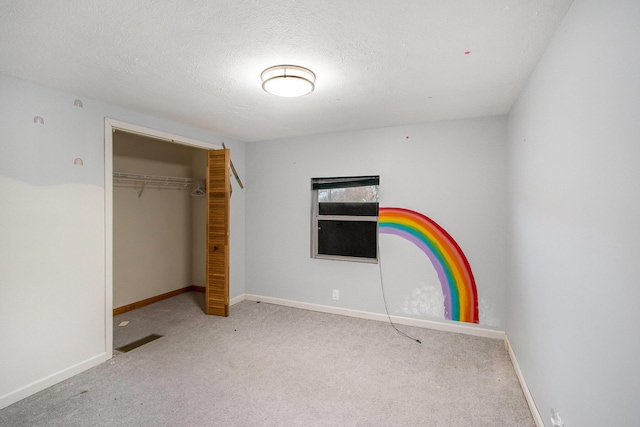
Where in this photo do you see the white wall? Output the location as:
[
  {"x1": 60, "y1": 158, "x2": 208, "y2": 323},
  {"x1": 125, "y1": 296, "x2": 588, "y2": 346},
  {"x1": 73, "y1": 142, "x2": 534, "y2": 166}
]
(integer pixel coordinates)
[
  {"x1": 246, "y1": 116, "x2": 508, "y2": 329},
  {"x1": 0, "y1": 73, "x2": 245, "y2": 409},
  {"x1": 506, "y1": 0, "x2": 640, "y2": 425}
]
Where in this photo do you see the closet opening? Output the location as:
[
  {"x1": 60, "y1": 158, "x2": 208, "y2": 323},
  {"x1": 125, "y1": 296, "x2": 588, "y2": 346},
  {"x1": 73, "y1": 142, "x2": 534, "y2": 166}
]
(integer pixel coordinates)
[
  {"x1": 112, "y1": 130, "x2": 208, "y2": 315},
  {"x1": 105, "y1": 119, "x2": 229, "y2": 355}
]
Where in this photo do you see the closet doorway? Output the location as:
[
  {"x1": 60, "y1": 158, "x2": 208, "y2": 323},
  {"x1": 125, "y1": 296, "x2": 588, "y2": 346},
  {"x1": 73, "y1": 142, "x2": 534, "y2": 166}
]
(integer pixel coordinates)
[{"x1": 105, "y1": 119, "x2": 230, "y2": 352}]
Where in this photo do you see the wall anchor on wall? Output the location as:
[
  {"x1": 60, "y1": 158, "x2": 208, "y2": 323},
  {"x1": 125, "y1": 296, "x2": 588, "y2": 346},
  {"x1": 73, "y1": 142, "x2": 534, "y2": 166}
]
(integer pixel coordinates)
[{"x1": 33, "y1": 116, "x2": 44, "y2": 124}]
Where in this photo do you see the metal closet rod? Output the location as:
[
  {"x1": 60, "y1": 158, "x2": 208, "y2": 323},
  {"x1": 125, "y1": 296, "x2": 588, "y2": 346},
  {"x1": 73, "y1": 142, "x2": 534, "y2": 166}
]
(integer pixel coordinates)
[{"x1": 113, "y1": 172, "x2": 194, "y2": 187}]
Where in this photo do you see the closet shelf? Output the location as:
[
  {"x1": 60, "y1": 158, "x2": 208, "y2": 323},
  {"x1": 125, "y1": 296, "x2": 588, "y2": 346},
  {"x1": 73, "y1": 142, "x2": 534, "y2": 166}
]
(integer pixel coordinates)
[{"x1": 113, "y1": 172, "x2": 193, "y2": 188}]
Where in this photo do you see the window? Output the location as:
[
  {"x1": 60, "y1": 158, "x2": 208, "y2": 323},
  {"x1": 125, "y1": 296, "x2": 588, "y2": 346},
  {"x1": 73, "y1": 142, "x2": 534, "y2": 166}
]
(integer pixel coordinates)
[{"x1": 311, "y1": 176, "x2": 380, "y2": 262}]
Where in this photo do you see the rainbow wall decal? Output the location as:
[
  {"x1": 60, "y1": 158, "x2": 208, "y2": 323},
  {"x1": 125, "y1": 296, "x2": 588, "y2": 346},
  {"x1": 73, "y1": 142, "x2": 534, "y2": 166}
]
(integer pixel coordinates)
[{"x1": 378, "y1": 207, "x2": 479, "y2": 323}]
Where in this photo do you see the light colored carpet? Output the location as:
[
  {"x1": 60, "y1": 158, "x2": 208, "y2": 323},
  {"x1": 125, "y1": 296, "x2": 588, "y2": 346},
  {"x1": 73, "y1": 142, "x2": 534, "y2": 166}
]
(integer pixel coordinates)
[{"x1": 0, "y1": 292, "x2": 535, "y2": 426}]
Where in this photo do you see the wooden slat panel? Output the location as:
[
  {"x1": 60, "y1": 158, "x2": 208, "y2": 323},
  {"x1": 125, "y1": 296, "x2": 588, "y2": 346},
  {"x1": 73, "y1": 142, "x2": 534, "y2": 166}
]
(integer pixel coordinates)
[{"x1": 205, "y1": 149, "x2": 230, "y2": 317}]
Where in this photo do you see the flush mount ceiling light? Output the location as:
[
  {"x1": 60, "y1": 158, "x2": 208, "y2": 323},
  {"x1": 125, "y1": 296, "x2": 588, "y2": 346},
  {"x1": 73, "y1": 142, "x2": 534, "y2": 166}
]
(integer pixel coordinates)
[{"x1": 261, "y1": 65, "x2": 316, "y2": 97}]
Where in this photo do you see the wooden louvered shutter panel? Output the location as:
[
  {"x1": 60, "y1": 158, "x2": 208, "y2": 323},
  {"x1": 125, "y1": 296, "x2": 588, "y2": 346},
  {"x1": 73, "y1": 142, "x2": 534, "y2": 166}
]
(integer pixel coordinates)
[{"x1": 205, "y1": 149, "x2": 230, "y2": 316}]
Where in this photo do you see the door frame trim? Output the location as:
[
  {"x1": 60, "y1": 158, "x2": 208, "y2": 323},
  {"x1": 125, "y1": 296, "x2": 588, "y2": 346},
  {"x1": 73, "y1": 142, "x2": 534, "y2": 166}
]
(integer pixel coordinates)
[{"x1": 104, "y1": 118, "x2": 221, "y2": 355}]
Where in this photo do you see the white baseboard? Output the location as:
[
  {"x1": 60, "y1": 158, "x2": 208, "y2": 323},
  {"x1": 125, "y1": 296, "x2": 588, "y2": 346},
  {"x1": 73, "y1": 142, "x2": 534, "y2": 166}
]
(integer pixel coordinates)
[
  {"x1": 506, "y1": 335, "x2": 544, "y2": 427},
  {"x1": 242, "y1": 294, "x2": 505, "y2": 340},
  {"x1": 0, "y1": 352, "x2": 111, "y2": 410},
  {"x1": 229, "y1": 294, "x2": 245, "y2": 306}
]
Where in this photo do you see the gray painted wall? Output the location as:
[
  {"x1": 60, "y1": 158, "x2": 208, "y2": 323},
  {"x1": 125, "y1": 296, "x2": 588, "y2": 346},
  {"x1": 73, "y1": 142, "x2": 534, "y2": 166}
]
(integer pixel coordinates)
[
  {"x1": 245, "y1": 117, "x2": 508, "y2": 329},
  {"x1": 506, "y1": 0, "x2": 640, "y2": 425}
]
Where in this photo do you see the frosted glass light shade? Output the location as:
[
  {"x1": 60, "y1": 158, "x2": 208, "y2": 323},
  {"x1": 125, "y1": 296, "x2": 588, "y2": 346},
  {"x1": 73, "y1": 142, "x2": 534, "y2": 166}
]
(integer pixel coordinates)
[{"x1": 261, "y1": 65, "x2": 315, "y2": 97}]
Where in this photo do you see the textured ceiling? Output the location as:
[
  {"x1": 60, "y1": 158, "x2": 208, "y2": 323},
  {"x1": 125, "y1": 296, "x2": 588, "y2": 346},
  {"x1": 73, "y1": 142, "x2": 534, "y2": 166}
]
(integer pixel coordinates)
[{"x1": 0, "y1": 0, "x2": 573, "y2": 142}]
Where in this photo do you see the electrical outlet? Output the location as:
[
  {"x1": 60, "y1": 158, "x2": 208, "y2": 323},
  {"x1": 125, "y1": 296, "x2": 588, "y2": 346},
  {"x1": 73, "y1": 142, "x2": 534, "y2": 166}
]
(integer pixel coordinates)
[
  {"x1": 550, "y1": 408, "x2": 564, "y2": 427},
  {"x1": 332, "y1": 289, "x2": 339, "y2": 301}
]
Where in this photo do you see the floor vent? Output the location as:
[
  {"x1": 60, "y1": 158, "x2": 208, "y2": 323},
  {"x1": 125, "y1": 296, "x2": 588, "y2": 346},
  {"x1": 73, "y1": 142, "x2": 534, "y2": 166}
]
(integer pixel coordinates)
[{"x1": 116, "y1": 334, "x2": 163, "y2": 353}]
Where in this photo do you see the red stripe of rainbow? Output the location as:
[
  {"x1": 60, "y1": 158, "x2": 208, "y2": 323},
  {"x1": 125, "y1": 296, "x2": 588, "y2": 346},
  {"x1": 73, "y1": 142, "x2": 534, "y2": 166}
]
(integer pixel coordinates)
[{"x1": 378, "y1": 207, "x2": 479, "y2": 323}]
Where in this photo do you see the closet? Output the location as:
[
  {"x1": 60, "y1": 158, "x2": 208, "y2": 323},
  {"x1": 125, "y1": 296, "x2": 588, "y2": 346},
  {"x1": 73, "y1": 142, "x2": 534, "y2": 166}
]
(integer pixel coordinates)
[{"x1": 112, "y1": 130, "x2": 229, "y2": 316}]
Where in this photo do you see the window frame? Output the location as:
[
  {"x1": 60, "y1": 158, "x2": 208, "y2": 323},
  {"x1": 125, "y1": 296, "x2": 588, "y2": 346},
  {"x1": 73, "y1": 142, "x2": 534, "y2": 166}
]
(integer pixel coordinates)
[{"x1": 310, "y1": 176, "x2": 380, "y2": 263}]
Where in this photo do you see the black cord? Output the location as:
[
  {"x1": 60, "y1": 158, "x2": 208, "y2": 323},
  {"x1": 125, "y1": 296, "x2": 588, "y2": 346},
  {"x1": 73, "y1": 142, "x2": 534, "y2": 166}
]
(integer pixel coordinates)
[{"x1": 377, "y1": 244, "x2": 422, "y2": 344}]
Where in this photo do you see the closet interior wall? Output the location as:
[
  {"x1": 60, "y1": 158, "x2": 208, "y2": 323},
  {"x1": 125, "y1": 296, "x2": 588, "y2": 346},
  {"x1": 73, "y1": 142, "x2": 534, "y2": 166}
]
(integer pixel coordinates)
[{"x1": 113, "y1": 131, "x2": 207, "y2": 309}]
